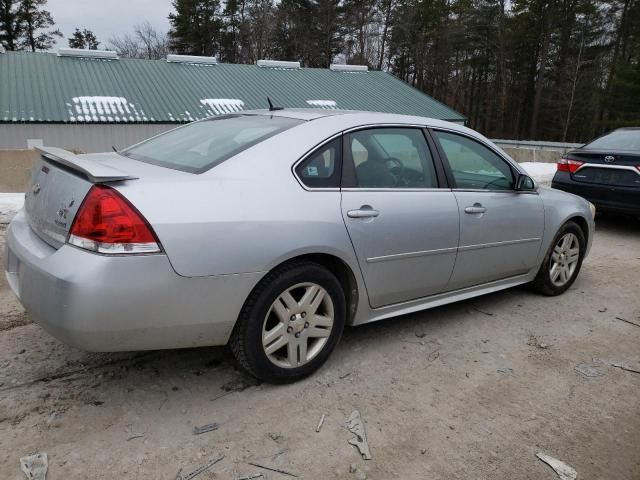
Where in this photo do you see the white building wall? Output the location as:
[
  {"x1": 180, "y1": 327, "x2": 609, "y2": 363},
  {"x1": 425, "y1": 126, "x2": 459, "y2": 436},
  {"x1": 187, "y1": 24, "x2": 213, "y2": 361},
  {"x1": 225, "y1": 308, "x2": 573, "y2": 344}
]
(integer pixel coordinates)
[{"x1": 0, "y1": 124, "x2": 178, "y2": 152}]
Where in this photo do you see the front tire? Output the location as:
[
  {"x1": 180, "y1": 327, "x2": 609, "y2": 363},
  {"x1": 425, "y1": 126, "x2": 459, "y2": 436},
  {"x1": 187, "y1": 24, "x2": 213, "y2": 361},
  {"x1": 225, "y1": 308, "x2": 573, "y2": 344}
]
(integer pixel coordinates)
[
  {"x1": 533, "y1": 221, "x2": 586, "y2": 296},
  {"x1": 230, "y1": 261, "x2": 346, "y2": 383}
]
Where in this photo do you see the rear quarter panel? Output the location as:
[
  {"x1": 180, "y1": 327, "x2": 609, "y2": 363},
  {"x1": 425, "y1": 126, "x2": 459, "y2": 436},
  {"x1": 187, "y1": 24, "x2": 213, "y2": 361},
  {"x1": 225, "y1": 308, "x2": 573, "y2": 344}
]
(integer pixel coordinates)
[{"x1": 114, "y1": 120, "x2": 361, "y2": 279}]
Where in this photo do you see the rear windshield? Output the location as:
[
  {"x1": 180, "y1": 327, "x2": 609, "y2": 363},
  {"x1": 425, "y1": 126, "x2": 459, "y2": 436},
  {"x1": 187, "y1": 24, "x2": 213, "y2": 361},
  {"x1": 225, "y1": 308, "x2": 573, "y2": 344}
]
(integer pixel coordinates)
[
  {"x1": 122, "y1": 115, "x2": 303, "y2": 173},
  {"x1": 584, "y1": 130, "x2": 640, "y2": 152}
]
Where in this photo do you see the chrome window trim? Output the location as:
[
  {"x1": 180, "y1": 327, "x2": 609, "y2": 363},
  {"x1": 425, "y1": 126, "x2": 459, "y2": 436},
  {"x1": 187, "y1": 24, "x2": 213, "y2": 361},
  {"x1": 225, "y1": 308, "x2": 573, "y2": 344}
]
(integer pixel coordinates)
[
  {"x1": 341, "y1": 187, "x2": 450, "y2": 193},
  {"x1": 452, "y1": 188, "x2": 539, "y2": 195}
]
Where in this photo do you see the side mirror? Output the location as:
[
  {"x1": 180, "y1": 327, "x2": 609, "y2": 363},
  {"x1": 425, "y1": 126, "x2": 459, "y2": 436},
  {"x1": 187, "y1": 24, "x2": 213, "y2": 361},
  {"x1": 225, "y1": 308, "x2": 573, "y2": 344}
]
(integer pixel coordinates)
[{"x1": 515, "y1": 174, "x2": 536, "y2": 191}]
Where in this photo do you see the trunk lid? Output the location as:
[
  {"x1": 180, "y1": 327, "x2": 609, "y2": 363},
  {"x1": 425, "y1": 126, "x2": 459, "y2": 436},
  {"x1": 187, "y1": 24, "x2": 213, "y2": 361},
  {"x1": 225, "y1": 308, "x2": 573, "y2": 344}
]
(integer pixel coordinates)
[
  {"x1": 25, "y1": 147, "x2": 138, "y2": 248},
  {"x1": 566, "y1": 148, "x2": 640, "y2": 188}
]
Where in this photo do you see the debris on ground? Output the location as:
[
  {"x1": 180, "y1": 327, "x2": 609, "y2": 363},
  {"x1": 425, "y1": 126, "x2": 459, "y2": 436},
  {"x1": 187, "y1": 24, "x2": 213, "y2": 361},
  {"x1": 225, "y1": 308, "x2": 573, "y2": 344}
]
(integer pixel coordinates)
[
  {"x1": 527, "y1": 335, "x2": 550, "y2": 349},
  {"x1": 268, "y1": 432, "x2": 282, "y2": 442},
  {"x1": 316, "y1": 414, "x2": 326, "y2": 432},
  {"x1": 415, "y1": 332, "x2": 427, "y2": 338},
  {"x1": 247, "y1": 462, "x2": 297, "y2": 477},
  {"x1": 497, "y1": 367, "x2": 514, "y2": 376},
  {"x1": 536, "y1": 452, "x2": 577, "y2": 480},
  {"x1": 126, "y1": 433, "x2": 145, "y2": 441},
  {"x1": 193, "y1": 422, "x2": 219, "y2": 435},
  {"x1": 615, "y1": 316, "x2": 640, "y2": 328},
  {"x1": 176, "y1": 454, "x2": 224, "y2": 480},
  {"x1": 221, "y1": 375, "x2": 261, "y2": 393},
  {"x1": 339, "y1": 372, "x2": 352, "y2": 380},
  {"x1": 346, "y1": 410, "x2": 372, "y2": 460},
  {"x1": 427, "y1": 349, "x2": 440, "y2": 362},
  {"x1": 575, "y1": 363, "x2": 603, "y2": 377},
  {"x1": 238, "y1": 474, "x2": 265, "y2": 480},
  {"x1": 598, "y1": 307, "x2": 607, "y2": 312},
  {"x1": 611, "y1": 363, "x2": 640, "y2": 374},
  {"x1": 19, "y1": 453, "x2": 48, "y2": 480},
  {"x1": 472, "y1": 306, "x2": 494, "y2": 316}
]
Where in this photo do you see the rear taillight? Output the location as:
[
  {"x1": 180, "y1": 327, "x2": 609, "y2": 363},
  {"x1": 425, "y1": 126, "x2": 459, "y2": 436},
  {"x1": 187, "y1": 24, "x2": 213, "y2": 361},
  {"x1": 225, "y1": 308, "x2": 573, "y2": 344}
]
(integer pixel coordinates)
[
  {"x1": 557, "y1": 158, "x2": 584, "y2": 173},
  {"x1": 68, "y1": 185, "x2": 161, "y2": 254}
]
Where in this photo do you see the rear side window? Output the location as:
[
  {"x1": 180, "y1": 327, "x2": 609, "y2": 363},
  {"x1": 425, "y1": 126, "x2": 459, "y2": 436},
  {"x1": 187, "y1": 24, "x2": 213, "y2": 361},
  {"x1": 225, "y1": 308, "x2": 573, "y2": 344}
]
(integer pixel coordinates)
[
  {"x1": 584, "y1": 129, "x2": 640, "y2": 151},
  {"x1": 122, "y1": 115, "x2": 303, "y2": 173},
  {"x1": 295, "y1": 138, "x2": 342, "y2": 188}
]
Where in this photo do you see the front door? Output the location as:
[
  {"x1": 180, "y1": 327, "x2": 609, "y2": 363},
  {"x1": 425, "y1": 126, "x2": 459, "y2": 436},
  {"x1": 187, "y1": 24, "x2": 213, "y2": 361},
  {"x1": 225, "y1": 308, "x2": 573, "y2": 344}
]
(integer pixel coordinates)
[
  {"x1": 340, "y1": 127, "x2": 460, "y2": 308},
  {"x1": 431, "y1": 129, "x2": 545, "y2": 290}
]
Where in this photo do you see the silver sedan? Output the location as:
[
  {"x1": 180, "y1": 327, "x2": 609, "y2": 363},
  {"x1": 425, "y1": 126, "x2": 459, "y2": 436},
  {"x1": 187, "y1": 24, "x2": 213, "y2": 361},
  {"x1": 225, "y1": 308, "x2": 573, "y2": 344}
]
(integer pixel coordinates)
[{"x1": 5, "y1": 110, "x2": 595, "y2": 383}]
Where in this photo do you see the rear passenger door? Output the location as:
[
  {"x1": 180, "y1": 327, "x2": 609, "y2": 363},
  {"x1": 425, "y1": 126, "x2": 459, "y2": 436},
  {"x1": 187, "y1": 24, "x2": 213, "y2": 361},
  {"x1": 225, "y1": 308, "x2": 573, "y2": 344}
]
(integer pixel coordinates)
[
  {"x1": 431, "y1": 129, "x2": 545, "y2": 290},
  {"x1": 340, "y1": 127, "x2": 460, "y2": 308}
]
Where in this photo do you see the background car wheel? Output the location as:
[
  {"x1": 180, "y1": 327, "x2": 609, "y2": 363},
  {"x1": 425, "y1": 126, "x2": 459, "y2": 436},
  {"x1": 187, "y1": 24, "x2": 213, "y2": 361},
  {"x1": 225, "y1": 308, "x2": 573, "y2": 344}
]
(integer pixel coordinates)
[
  {"x1": 533, "y1": 221, "x2": 586, "y2": 296},
  {"x1": 230, "y1": 261, "x2": 346, "y2": 383}
]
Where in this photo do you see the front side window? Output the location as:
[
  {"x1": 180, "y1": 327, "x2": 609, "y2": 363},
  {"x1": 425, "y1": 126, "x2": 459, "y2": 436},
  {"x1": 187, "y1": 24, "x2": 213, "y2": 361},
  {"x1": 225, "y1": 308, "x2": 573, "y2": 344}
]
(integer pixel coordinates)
[
  {"x1": 122, "y1": 115, "x2": 303, "y2": 173},
  {"x1": 433, "y1": 131, "x2": 514, "y2": 190},
  {"x1": 346, "y1": 128, "x2": 438, "y2": 188},
  {"x1": 295, "y1": 138, "x2": 342, "y2": 188}
]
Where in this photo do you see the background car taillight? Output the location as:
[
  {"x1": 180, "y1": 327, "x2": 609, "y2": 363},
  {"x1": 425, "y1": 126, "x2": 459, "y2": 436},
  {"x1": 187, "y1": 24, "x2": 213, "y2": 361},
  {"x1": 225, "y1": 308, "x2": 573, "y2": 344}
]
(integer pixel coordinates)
[
  {"x1": 557, "y1": 157, "x2": 584, "y2": 173},
  {"x1": 68, "y1": 185, "x2": 161, "y2": 254}
]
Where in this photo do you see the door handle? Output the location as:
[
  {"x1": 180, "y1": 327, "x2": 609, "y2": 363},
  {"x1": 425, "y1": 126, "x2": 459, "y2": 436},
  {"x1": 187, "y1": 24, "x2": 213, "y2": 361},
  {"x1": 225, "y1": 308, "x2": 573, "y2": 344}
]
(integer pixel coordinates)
[
  {"x1": 347, "y1": 206, "x2": 380, "y2": 219},
  {"x1": 464, "y1": 203, "x2": 486, "y2": 214}
]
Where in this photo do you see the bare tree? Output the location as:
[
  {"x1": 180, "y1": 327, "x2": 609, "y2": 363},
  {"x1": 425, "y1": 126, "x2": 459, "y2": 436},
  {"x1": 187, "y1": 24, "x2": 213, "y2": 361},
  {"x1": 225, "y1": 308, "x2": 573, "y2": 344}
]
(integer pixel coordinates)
[{"x1": 107, "y1": 21, "x2": 171, "y2": 59}]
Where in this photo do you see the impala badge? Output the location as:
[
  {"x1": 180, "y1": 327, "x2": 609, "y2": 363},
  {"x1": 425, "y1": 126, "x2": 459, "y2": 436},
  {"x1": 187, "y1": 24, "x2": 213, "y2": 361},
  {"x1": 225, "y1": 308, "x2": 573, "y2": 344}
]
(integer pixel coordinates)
[
  {"x1": 604, "y1": 155, "x2": 615, "y2": 163},
  {"x1": 32, "y1": 183, "x2": 41, "y2": 195},
  {"x1": 55, "y1": 199, "x2": 75, "y2": 227}
]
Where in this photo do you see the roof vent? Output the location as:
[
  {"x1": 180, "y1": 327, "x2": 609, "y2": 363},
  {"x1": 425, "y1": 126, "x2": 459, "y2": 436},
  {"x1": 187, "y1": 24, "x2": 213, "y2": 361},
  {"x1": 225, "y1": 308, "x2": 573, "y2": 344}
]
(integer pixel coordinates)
[
  {"x1": 330, "y1": 64, "x2": 368, "y2": 73},
  {"x1": 257, "y1": 59, "x2": 301, "y2": 70},
  {"x1": 167, "y1": 54, "x2": 217, "y2": 65},
  {"x1": 57, "y1": 48, "x2": 118, "y2": 59}
]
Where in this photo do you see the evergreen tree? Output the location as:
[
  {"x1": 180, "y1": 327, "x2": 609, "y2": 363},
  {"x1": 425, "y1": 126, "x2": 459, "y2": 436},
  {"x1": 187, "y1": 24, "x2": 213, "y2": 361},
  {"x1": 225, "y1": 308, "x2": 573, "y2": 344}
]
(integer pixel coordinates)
[
  {"x1": 0, "y1": 0, "x2": 21, "y2": 50},
  {"x1": 168, "y1": 0, "x2": 224, "y2": 56},
  {"x1": 18, "y1": 0, "x2": 61, "y2": 51},
  {"x1": 68, "y1": 28, "x2": 99, "y2": 49}
]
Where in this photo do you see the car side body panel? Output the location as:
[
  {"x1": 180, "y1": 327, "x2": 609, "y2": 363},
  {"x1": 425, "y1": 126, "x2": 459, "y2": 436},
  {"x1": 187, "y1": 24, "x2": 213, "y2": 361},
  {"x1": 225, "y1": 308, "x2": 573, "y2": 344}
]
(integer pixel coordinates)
[{"x1": 4, "y1": 110, "x2": 596, "y2": 351}]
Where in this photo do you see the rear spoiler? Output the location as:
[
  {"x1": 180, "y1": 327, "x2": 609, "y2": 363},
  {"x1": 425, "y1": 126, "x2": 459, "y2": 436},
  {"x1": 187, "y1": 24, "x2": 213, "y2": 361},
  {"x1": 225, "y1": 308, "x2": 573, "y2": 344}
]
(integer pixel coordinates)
[{"x1": 35, "y1": 146, "x2": 138, "y2": 183}]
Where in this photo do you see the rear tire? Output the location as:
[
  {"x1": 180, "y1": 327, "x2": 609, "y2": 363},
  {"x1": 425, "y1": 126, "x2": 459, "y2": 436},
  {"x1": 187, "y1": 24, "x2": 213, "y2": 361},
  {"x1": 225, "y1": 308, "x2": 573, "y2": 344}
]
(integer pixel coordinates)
[
  {"x1": 532, "y1": 221, "x2": 586, "y2": 296},
  {"x1": 229, "y1": 261, "x2": 346, "y2": 384}
]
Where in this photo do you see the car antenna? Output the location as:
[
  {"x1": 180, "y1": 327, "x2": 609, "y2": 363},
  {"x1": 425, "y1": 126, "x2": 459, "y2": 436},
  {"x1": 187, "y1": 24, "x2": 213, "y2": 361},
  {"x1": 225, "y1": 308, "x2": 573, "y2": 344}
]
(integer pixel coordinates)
[{"x1": 267, "y1": 97, "x2": 284, "y2": 112}]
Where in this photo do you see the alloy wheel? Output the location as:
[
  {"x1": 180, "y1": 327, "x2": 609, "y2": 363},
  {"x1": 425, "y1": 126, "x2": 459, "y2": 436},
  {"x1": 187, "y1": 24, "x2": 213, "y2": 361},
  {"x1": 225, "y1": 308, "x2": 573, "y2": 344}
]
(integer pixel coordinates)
[
  {"x1": 549, "y1": 232, "x2": 580, "y2": 287},
  {"x1": 262, "y1": 282, "x2": 334, "y2": 368}
]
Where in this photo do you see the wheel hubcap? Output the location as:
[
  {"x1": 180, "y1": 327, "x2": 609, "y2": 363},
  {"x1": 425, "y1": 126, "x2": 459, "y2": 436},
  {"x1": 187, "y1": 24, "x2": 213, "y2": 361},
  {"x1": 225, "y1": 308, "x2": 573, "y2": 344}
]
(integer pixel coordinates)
[
  {"x1": 262, "y1": 283, "x2": 334, "y2": 369},
  {"x1": 549, "y1": 232, "x2": 580, "y2": 287}
]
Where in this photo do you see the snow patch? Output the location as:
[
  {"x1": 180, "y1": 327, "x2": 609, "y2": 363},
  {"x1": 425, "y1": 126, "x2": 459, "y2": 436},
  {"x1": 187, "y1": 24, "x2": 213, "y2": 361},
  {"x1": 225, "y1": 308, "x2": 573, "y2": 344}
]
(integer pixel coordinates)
[
  {"x1": 519, "y1": 162, "x2": 557, "y2": 186},
  {"x1": 0, "y1": 193, "x2": 25, "y2": 224},
  {"x1": 199, "y1": 98, "x2": 245, "y2": 116},
  {"x1": 306, "y1": 99, "x2": 337, "y2": 109},
  {"x1": 67, "y1": 96, "x2": 147, "y2": 123}
]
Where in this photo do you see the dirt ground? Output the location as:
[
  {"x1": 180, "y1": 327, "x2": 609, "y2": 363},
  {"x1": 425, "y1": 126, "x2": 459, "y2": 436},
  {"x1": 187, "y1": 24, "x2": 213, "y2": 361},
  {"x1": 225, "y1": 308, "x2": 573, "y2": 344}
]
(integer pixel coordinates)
[{"x1": 1, "y1": 217, "x2": 639, "y2": 480}]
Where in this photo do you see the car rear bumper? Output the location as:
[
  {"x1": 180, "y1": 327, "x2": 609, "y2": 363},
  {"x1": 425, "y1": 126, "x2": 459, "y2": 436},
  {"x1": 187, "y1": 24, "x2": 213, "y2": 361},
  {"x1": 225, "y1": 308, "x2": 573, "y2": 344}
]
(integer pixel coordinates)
[
  {"x1": 552, "y1": 172, "x2": 640, "y2": 215},
  {"x1": 4, "y1": 210, "x2": 263, "y2": 352}
]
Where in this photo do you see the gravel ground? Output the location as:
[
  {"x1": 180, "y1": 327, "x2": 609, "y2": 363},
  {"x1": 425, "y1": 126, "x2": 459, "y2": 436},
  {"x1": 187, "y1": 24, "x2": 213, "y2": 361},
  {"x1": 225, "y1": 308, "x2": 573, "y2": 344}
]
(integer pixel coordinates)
[{"x1": 1, "y1": 217, "x2": 639, "y2": 480}]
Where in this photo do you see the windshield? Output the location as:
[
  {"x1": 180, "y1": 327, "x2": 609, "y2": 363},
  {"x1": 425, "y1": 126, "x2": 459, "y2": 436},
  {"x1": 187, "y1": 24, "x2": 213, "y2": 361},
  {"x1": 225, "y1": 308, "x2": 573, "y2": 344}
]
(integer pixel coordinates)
[
  {"x1": 584, "y1": 129, "x2": 640, "y2": 152},
  {"x1": 122, "y1": 115, "x2": 303, "y2": 173}
]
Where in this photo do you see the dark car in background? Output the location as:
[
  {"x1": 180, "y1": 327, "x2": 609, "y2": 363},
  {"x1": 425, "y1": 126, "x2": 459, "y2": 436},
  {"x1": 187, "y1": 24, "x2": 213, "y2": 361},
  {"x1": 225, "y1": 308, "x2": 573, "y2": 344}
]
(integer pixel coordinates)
[{"x1": 552, "y1": 128, "x2": 640, "y2": 216}]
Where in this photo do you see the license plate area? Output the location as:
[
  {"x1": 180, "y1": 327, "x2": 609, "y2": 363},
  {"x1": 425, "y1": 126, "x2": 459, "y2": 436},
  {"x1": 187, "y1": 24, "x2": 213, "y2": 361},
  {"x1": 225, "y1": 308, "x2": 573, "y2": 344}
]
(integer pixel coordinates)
[{"x1": 573, "y1": 167, "x2": 640, "y2": 187}]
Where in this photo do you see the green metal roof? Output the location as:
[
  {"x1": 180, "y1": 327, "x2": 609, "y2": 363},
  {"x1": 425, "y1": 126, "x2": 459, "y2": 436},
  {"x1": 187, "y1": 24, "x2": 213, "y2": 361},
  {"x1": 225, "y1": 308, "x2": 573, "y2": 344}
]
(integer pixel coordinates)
[{"x1": 0, "y1": 51, "x2": 466, "y2": 124}]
